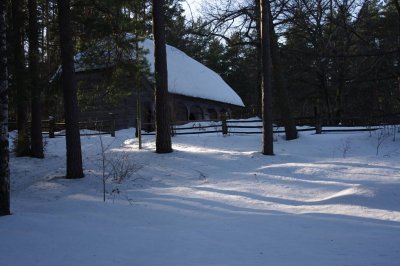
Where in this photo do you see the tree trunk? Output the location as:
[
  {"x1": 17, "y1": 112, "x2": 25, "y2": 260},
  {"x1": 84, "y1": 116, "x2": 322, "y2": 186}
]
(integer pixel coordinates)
[
  {"x1": 57, "y1": 0, "x2": 84, "y2": 179},
  {"x1": 254, "y1": 0, "x2": 262, "y2": 117},
  {"x1": 28, "y1": 0, "x2": 44, "y2": 158},
  {"x1": 152, "y1": 0, "x2": 172, "y2": 153},
  {"x1": 394, "y1": 0, "x2": 400, "y2": 98},
  {"x1": 12, "y1": 0, "x2": 30, "y2": 157},
  {"x1": 318, "y1": 63, "x2": 332, "y2": 124},
  {"x1": 268, "y1": 9, "x2": 298, "y2": 141},
  {"x1": 260, "y1": 0, "x2": 274, "y2": 155},
  {"x1": 0, "y1": 0, "x2": 10, "y2": 216},
  {"x1": 334, "y1": 69, "x2": 345, "y2": 124}
]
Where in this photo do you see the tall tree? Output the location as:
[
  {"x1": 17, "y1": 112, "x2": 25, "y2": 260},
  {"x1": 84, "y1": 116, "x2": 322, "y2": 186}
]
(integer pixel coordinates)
[
  {"x1": 0, "y1": 0, "x2": 10, "y2": 216},
  {"x1": 267, "y1": 3, "x2": 297, "y2": 140},
  {"x1": 153, "y1": 0, "x2": 172, "y2": 153},
  {"x1": 199, "y1": 0, "x2": 297, "y2": 138},
  {"x1": 11, "y1": 0, "x2": 30, "y2": 156},
  {"x1": 260, "y1": 0, "x2": 273, "y2": 155},
  {"x1": 255, "y1": 0, "x2": 262, "y2": 116},
  {"x1": 29, "y1": 0, "x2": 44, "y2": 158},
  {"x1": 57, "y1": 0, "x2": 84, "y2": 179},
  {"x1": 393, "y1": 0, "x2": 400, "y2": 97}
]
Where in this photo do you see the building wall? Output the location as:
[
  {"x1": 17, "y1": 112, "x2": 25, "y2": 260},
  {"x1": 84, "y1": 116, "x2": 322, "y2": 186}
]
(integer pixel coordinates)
[
  {"x1": 170, "y1": 94, "x2": 233, "y2": 122},
  {"x1": 75, "y1": 69, "x2": 241, "y2": 130}
]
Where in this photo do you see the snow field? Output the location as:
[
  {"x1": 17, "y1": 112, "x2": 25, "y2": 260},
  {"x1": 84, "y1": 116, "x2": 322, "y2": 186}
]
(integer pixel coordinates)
[{"x1": 1, "y1": 125, "x2": 400, "y2": 266}]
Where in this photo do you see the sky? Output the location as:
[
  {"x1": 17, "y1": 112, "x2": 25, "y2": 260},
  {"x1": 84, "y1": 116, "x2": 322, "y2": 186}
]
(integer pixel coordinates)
[{"x1": 182, "y1": 0, "x2": 203, "y2": 19}]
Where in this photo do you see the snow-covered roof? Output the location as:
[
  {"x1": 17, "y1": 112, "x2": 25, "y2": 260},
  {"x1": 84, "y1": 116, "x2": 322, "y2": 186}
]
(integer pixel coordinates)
[
  {"x1": 140, "y1": 39, "x2": 244, "y2": 107},
  {"x1": 72, "y1": 38, "x2": 245, "y2": 107}
]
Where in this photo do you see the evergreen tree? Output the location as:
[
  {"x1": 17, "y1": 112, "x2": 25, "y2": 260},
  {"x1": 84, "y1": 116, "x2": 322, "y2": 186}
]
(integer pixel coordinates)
[
  {"x1": 268, "y1": 11, "x2": 297, "y2": 140},
  {"x1": 11, "y1": 0, "x2": 30, "y2": 156},
  {"x1": 390, "y1": 0, "x2": 400, "y2": 110},
  {"x1": 57, "y1": 0, "x2": 84, "y2": 179},
  {"x1": 260, "y1": 0, "x2": 273, "y2": 155},
  {"x1": 203, "y1": 37, "x2": 227, "y2": 74},
  {"x1": 282, "y1": 6, "x2": 320, "y2": 117},
  {"x1": 345, "y1": 1, "x2": 383, "y2": 116},
  {"x1": 71, "y1": 0, "x2": 149, "y2": 112},
  {"x1": 223, "y1": 33, "x2": 259, "y2": 108},
  {"x1": 153, "y1": 0, "x2": 172, "y2": 153},
  {"x1": 29, "y1": 0, "x2": 44, "y2": 158},
  {"x1": 281, "y1": 0, "x2": 399, "y2": 119},
  {"x1": 164, "y1": 0, "x2": 188, "y2": 50}
]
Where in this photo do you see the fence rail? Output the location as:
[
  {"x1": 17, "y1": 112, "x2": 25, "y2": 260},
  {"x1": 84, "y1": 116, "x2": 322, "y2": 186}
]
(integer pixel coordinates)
[
  {"x1": 140, "y1": 113, "x2": 400, "y2": 136},
  {"x1": 9, "y1": 118, "x2": 116, "y2": 138},
  {"x1": 8, "y1": 112, "x2": 400, "y2": 138}
]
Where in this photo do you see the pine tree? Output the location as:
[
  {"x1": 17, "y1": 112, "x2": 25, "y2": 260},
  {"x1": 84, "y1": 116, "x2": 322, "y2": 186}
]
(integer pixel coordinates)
[
  {"x1": 0, "y1": 0, "x2": 10, "y2": 216},
  {"x1": 57, "y1": 0, "x2": 84, "y2": 179},
  {"x1": 392, "y1": 0, "x2": 400, "y2": 100},
  {"x1": 203, "y1": 38, "x2": 227, "y2": 75},
  {"x1": 260, "y1": 0, "x2": 273, "y2": 155},
  {"x1": 11, "y1": 0, "x2": 30, "y2": 157},
  {"x1": 153, "y1": 0, "x2": 172, "y2": 153},
  {"x1": 71, "y1": 0, "x2": 149, "y2": 111},
  {"x1": 223, "y1": 33, "x2": 259, "y2": 108},
  {"x1": 267, "y1": 10, "x2": 297, "y2": 140}
]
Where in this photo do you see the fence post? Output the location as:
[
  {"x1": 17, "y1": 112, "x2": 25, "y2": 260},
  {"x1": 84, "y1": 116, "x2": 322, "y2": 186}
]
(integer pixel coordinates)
[
  {"x1": 314, "y1": 106, "x2": 322, "y2": 134},
  {"x1": 108, "y1": 113, "x2": 115, "y2": 137},
  {"x1": 49, "y1": 116, "x2": 55, "y2": 138},
  {"x1": 170, "y1": 123, "x2": 175, "y2": 137},
  {"x1": 221, "y1": 114, "x2": 228, "y2": 135},
  {"x1": 135, "y1": 118, "x2": 138, "y2": 138}
]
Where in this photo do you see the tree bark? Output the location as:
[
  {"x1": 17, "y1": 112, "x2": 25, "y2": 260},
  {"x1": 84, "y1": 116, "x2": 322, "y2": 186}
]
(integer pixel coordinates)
[
  {"x1": 255, "y1": 0, "x2": 262, "y2": 117},
  {"x1": 260, "y1": 0, "x2": 274, "y2": 155},
  {"x1": 57, "y1": 0, "x2": 84, "y2": 179},
  {"x1": 268, "y1": 8, "x2": 298, "y2": 141},
  {"x1": 0, "y1": 0, "x2": 10, "y2": 216},
  {"x1": 12, "y1": 0, "x2": 30, "y2": 157},
  {"x1": 152, "y1": 0, "x2": 172, "y2": 153},
  {"x1": 28, "y1": 0, "x2": 44, "y2": 158},
  {"x1": 393, "y1": 0, "x2": 400, "y2": 98}
]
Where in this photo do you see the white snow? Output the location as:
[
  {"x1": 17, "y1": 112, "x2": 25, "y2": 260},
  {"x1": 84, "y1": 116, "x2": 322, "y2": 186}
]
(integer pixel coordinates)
[
  {"x1": 2, "y1": 123, "x2": 400, "y2": 265},
  {"x1": 140, "y1": 39, "x2": 245, "y2": 107}
]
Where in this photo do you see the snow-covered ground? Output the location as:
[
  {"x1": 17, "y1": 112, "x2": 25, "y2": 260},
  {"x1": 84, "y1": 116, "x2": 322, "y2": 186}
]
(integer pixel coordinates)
[{"x1": 1, "y1": 123, "x2": 400, "y2": 266}]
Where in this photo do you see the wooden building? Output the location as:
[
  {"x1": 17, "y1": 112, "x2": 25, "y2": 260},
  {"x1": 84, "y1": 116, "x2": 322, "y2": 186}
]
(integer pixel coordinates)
[{"x1": 55, "y1": 38, "x2": 245, "y2": 129}]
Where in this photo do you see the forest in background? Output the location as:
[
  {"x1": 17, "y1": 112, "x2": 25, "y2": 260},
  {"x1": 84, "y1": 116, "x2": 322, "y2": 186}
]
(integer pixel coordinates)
[
  {"x1": 1, "y1": 0, "x2": 400, "y2": 214},
  {"x1": 195, "y1": 0, "x2": 400, "y2": 121},
  {"x1": 4, "y1": 0, "x2": 400, "y2": 122}
]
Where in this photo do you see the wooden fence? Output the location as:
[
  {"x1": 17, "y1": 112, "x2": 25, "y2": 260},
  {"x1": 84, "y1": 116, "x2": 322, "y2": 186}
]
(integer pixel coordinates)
[
  {"x1": 9, "y1": 117, "x2": 116, "y2": 138},
  {"x1": 8, "y1": 112, "x2": 400, "y2": 138},
  {"x1": 141, "y1": 112, "x2": 400, "y2": 136}
]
